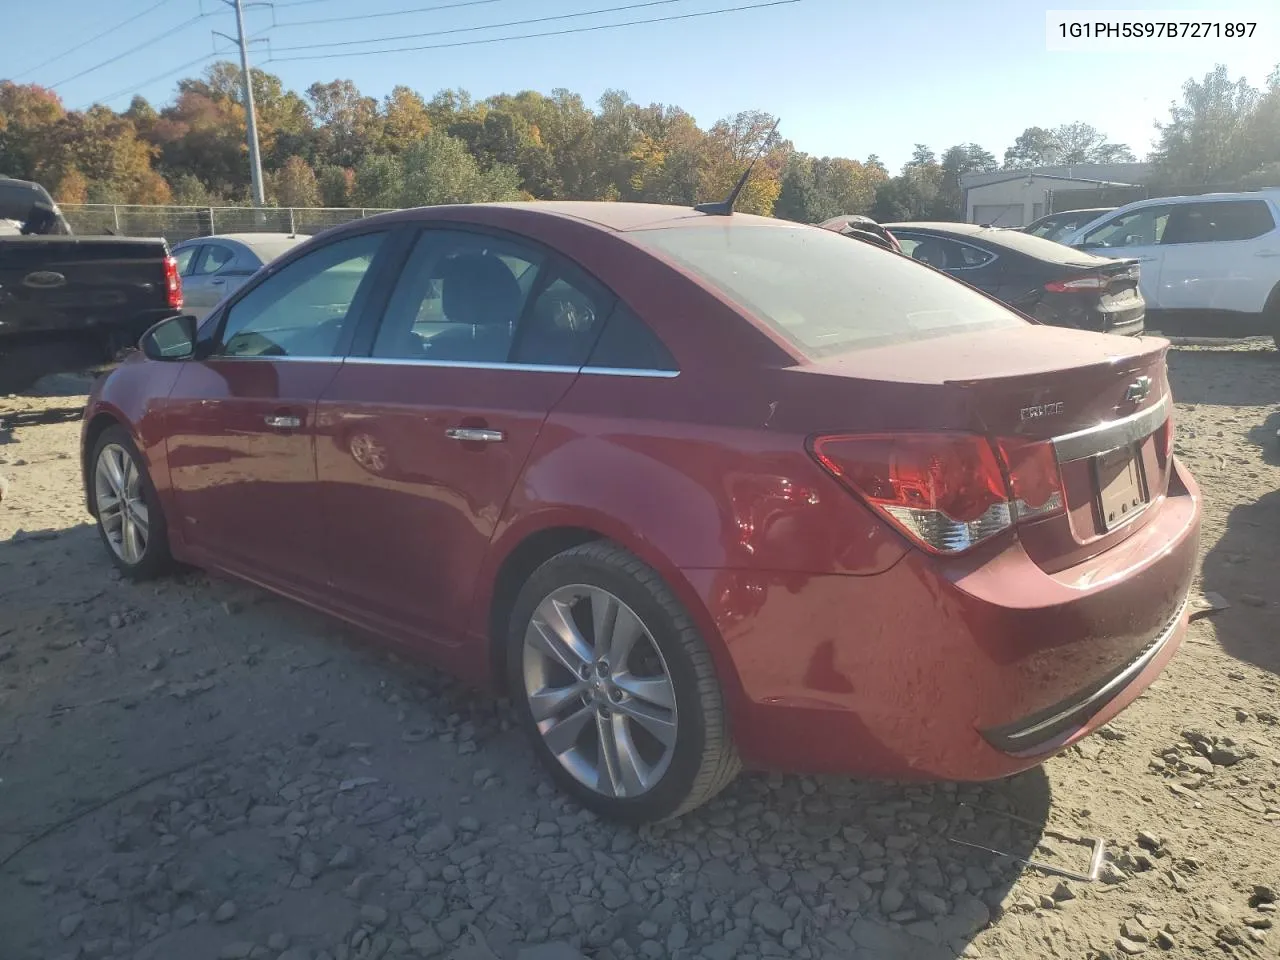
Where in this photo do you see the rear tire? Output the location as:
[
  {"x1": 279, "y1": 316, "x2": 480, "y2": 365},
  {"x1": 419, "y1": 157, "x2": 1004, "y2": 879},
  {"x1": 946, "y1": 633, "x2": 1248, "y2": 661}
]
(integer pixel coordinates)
[
  {"x1": 506, "y1": 541, "x2": 740, "y2": 823},
  {"x1": 89, "y1": 425, "x2": 175, "y2": 580}
]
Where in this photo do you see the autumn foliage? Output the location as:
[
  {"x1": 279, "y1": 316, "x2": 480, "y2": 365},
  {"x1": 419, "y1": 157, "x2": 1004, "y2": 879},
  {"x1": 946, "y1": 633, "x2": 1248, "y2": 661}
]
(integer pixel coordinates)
[{"x1": 2, "y1": 60, "x2": 1276, "y2": 219}]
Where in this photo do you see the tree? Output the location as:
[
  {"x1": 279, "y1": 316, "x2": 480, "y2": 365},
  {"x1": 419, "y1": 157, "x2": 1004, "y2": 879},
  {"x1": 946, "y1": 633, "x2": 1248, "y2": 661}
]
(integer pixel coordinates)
[
  {"x1": 1003, "y1": 126, "x2": 1058, "y2": 168},
  {"x1": 1003, "y1": 123, "x2": 1134, "y2": 169},
  {"x1": 699, "y1": 110, "x2": 784, "y2": 215},
  {"x1": 398, "y1": 131, "x2": 521, "y2": 206},
  {"x1": 306, "y1": 79, "x2": 382, "y2": 169},
  {"x1": 934, "y1": 142, "x2": 997, "y2": 219},
  {"x1": 53, "y1": 166, "x2": 88, "y2": 204},
  {"x1": 382, "y1": 85, "x2": 432, "y2": 152},
  {"x1": 0, "y1": 81, "x2": 66, "y2": 181},
  {"x1": 270, "y1": 155, "x2": 321, "y2": 207},
  {"x1": 775, "y1": 153, "x2": 819, "y2": 222},
  {"x1": 1151, "y1": 64, "x2": 1271, "y2": 184},
  {"x1": 1053, "y1": 122, "x2": 1134, "y2": 164}
]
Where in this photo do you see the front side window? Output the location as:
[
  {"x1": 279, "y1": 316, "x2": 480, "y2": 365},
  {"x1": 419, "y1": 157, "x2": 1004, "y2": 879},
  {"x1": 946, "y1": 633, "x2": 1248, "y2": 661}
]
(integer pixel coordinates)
[
  {"x1": 1081, "y1": 206, "x2": 1172, "y2": 248},
  {"x1": 631, "y1": 223, "x2": 1021, "y2": 357},
  {"x1": 219, "y1": 231, "x2": 385, "y2": 359},
  {"x1": 1162, "y1": 200, "x2": 1277, "y2": 245}
]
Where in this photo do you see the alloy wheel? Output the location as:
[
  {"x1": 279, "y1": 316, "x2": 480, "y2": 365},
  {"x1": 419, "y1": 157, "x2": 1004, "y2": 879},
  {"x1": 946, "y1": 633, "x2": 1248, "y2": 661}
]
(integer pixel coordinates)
[
  {"x1": 521, "y1": 584, "x2": 678, "y2": 799},
  {"x1": 94, "y1": 443, "x2": 149, "y2": 565}
]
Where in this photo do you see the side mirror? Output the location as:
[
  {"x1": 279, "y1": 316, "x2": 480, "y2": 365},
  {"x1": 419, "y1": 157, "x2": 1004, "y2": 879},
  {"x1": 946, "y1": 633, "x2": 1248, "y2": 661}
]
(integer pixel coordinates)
[{"x1": 140, "y1": 314, "x2": 197, "y2": 361}]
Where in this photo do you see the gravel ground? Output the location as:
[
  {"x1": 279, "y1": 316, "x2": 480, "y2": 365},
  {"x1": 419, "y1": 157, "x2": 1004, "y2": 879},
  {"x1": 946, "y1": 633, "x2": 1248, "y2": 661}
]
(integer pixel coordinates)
[{"x1": 1, "y1": 341, "x2": 1279, "y2": 960}]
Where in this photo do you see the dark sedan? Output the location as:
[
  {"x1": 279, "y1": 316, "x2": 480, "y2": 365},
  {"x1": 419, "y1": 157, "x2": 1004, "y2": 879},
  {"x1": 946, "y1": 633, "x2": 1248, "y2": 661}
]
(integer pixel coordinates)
[{"x1": 887, "y1": 222, "x2": 1146, "y2": 335}]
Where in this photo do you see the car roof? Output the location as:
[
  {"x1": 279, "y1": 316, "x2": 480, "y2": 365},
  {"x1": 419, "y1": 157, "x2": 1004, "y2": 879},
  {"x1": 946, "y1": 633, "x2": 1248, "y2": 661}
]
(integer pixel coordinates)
[
  {"x1": 355, "y1": 201, "x2": 785, "y2": 235},
  {"x1": 885, "y1": 221, "x2": 1112, "y2": 265}
]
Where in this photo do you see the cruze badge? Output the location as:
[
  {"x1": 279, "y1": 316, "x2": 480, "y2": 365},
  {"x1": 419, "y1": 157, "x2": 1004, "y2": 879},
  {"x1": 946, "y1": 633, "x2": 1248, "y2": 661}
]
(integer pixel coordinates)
[
  {"x1": 1124, "y1": 376, "x2": 1152, "y2": 402},
  {"x1": 1020, "y1": 401, "x2": 1064, "y2": 421}
]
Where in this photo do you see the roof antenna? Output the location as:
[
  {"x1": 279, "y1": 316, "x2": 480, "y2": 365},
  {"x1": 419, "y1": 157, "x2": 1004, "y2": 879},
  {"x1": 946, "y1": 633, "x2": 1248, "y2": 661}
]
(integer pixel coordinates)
[{"x1": 694, "y1": 118, "x2": 780, "y2": 216}]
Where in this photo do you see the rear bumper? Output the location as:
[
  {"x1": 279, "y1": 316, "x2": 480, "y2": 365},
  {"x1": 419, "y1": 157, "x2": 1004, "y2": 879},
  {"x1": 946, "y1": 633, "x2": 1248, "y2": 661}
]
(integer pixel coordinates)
[{"x1": 687, "y1": 458, "x2": 1201, "y2": 780}]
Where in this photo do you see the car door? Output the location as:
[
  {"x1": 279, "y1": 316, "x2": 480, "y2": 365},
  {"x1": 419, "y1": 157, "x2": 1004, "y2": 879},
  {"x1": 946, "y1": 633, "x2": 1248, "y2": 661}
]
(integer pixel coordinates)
[
  {"x1": 1156, "y1": 198, "x2": 1280, "y2": 315},
  {"x1": 314, "y1": 225, "x2": 612, "y2": 651},
  {"x1": 1075, "y1": 204, "x2": 1174, "y2": 307},
  {"x1": 182, "y1": 242, "x2": 239, "y2": 320},
  {"x1": 164, "y1": 229, "x2": 390, "y2": 592}
]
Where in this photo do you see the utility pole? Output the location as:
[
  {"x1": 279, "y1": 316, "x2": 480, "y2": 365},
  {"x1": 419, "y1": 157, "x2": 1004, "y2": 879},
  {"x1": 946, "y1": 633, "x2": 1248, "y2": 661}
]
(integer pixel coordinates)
[{"x1": 223, "y1": 0, "x2": 265, "y2": 207}]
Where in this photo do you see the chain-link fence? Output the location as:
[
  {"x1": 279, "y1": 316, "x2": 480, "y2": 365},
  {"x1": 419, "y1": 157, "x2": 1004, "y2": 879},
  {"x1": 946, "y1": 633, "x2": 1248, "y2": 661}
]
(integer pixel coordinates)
[{"x1": 58, "y1": 204, "x2": 396, "y2": 243}]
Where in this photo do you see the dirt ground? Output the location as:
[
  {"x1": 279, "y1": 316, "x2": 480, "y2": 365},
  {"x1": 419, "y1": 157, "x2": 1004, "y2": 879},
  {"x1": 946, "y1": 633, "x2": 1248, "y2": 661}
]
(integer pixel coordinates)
[{"x1": 1, "y1": 341, "x2": 1279, "y2": 960}]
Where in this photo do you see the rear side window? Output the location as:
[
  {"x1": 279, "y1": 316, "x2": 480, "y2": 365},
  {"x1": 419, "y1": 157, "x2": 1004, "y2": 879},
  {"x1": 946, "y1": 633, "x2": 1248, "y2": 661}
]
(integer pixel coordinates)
[
  {"x1": 587, "y1": 303, "x2": 678, "y2": 372},
  {"x1": 1162, "y1": 200, "x2": 1276, "y2": 244},
  {"x1": 631, "y1": 224, "x2": 1020, "y2": 357}
]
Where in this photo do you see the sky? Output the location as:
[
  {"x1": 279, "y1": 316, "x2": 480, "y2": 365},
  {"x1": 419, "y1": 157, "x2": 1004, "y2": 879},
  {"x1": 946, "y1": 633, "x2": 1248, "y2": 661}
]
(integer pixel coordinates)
[{"x1": 4, "y1": 0, "x2": 1278, "y2": 172}]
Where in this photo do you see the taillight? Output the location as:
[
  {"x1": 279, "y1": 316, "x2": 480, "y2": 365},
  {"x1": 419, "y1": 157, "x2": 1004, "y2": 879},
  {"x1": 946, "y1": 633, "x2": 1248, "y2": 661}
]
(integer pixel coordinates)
[
  {"x1": 808, "y1": 432, "x2": 1065, "y2": 556},
  {"x1": 1044, "y1": 274, "x2": 1106, "y2": 293},
  {"x1": 164, "y1": 255, "x2": 183, "y2": 310}
]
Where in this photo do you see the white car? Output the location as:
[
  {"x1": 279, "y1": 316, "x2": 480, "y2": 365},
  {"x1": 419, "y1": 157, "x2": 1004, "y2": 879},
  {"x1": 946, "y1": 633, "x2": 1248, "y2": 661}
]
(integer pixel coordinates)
[{"x1": 1063, "y1": 190, "x2": 1280, "y2": 344}]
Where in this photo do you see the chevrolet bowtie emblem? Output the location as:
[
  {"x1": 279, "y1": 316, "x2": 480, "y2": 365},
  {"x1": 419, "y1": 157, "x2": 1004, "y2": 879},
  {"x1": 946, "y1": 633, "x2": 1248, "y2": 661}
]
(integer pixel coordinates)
[{"x1": 1124, "y1": 376, "x2": 1152, "y2": 402}]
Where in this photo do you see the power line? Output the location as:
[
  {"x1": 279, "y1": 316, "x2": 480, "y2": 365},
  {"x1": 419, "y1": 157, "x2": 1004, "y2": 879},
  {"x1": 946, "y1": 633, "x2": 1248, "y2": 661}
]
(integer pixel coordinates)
[
  {"x1": 49, "y1": 12, "x2": 211, "y2": 89},
  {"x1": 270, "y1": 0, "x2": 693, "y2": 52},
  {"x1": 276, "y1": 0, "x2": 527, "y2": 29},
  {"x1": 13, "y1": 0, "x2": 173, "y2": 80},
  {"x1": 268, "y1": 0, "x2": 800, "y2": 62},
  {"x1": 84, "y1": 51, "x2": 224, "y2": 109}
]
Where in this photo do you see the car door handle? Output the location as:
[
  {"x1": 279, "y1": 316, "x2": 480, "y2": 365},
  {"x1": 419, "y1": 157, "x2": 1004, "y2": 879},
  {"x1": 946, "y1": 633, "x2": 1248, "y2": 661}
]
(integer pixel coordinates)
[
  {"x1": 1255, "y1": 250, "x2": 1280, "y2": 258},
  {"x1": 211, "y1": 277, "x2": 226, "y2": 285},
  {"x1": 264, "y1": 414, "x2": 302, "y2": 429},
  {"x1": 445, "y1": 427, "x2": 505, "y2": 443},
  {"x1": 1135, "y1": 256, "x2": 1158, "y2": 262}
]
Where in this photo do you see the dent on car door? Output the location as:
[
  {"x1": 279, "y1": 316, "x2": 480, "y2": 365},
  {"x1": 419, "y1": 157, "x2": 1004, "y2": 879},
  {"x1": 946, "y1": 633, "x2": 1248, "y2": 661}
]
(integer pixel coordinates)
[
  {"x1": 314, "y1": 227, "x2": 611, "y2": 654},
  {"x1": 163, "y1": 230, "x2": 390, "y2": 590}
]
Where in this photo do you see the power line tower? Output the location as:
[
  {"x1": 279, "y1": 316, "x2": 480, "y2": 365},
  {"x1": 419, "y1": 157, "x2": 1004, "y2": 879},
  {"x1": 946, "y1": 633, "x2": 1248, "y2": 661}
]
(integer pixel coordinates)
[{"x1": 217, "y1": 0, "x2": 267, "y2": 207}]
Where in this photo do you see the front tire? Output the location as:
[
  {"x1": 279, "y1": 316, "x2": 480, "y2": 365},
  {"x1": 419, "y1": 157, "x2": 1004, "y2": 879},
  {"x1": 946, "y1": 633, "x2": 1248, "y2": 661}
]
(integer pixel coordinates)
[
  {"x1": 90, "y1": 425, "x2": 174, "y2": 580},
  {"x1": 507, "y1": 542, "x2": 740, "y2": 823}
]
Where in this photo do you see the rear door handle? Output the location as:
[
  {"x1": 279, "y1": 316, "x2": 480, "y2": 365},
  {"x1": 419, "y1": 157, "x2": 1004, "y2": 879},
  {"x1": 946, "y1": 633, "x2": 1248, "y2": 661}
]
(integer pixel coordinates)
[
  {"x1": 1255, "y1": 250, "x2": 1280, "y2": 258},
  {"x1": 445, "y1": 427, "x2": 505, "y2": 443},
  {"x1": 211, "y1": 277, "x2": 226, "y2": 285},
  {"x1": 264, "y1": 414, "x2": 302, "y2": 429}
]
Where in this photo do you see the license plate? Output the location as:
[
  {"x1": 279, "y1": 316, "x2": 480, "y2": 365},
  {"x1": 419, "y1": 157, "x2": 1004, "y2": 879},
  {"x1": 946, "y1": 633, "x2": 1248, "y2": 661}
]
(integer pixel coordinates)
[{"x1": 1095, "y1": 445, "x2": 1148, "y2": 530}]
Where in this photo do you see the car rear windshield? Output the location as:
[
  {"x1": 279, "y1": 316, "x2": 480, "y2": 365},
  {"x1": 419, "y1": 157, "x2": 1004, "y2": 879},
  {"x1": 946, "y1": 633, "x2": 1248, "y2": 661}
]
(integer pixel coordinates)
[{"x1": 630, "y1": 222, "x2": 1023, "y2": 357}]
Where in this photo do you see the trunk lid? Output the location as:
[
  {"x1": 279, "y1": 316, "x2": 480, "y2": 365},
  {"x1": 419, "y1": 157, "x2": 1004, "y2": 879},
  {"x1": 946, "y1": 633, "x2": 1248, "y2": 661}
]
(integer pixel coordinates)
[{"x1": 800, "y1": 326, "x2": 1174, "y2": 571}]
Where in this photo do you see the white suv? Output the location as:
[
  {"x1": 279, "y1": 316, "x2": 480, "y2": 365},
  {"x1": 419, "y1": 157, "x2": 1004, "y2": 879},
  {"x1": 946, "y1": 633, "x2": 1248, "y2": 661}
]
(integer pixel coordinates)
[{"x1": 1063, "y1": 190, "x2": 1280, "y2": 344}]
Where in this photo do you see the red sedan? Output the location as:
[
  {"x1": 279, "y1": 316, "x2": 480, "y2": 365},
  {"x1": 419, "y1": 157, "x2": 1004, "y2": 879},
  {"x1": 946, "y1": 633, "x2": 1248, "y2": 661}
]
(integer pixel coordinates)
[{"x1": 81, "y1": 202, "x2": 1200, "y2": 823}]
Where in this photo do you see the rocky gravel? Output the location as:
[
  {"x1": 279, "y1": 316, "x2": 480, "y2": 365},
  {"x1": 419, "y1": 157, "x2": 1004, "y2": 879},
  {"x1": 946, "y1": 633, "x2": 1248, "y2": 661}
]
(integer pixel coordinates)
[{"x1": 2, "y1": 341, "x2": 1279, "y2": 960}]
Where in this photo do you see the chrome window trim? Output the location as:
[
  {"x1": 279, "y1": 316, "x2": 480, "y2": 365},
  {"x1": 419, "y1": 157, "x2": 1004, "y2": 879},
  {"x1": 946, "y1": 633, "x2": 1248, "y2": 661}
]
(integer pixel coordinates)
[
  {"x1": 1052, "y1": 393, "x2": 1170, "y2": 463},
  {"x1": 207, "y1": 354, "x2": 340, "y2": 363},
  {"x1": 341, "y1": 356, "x2": 681, "y2": 378}
]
